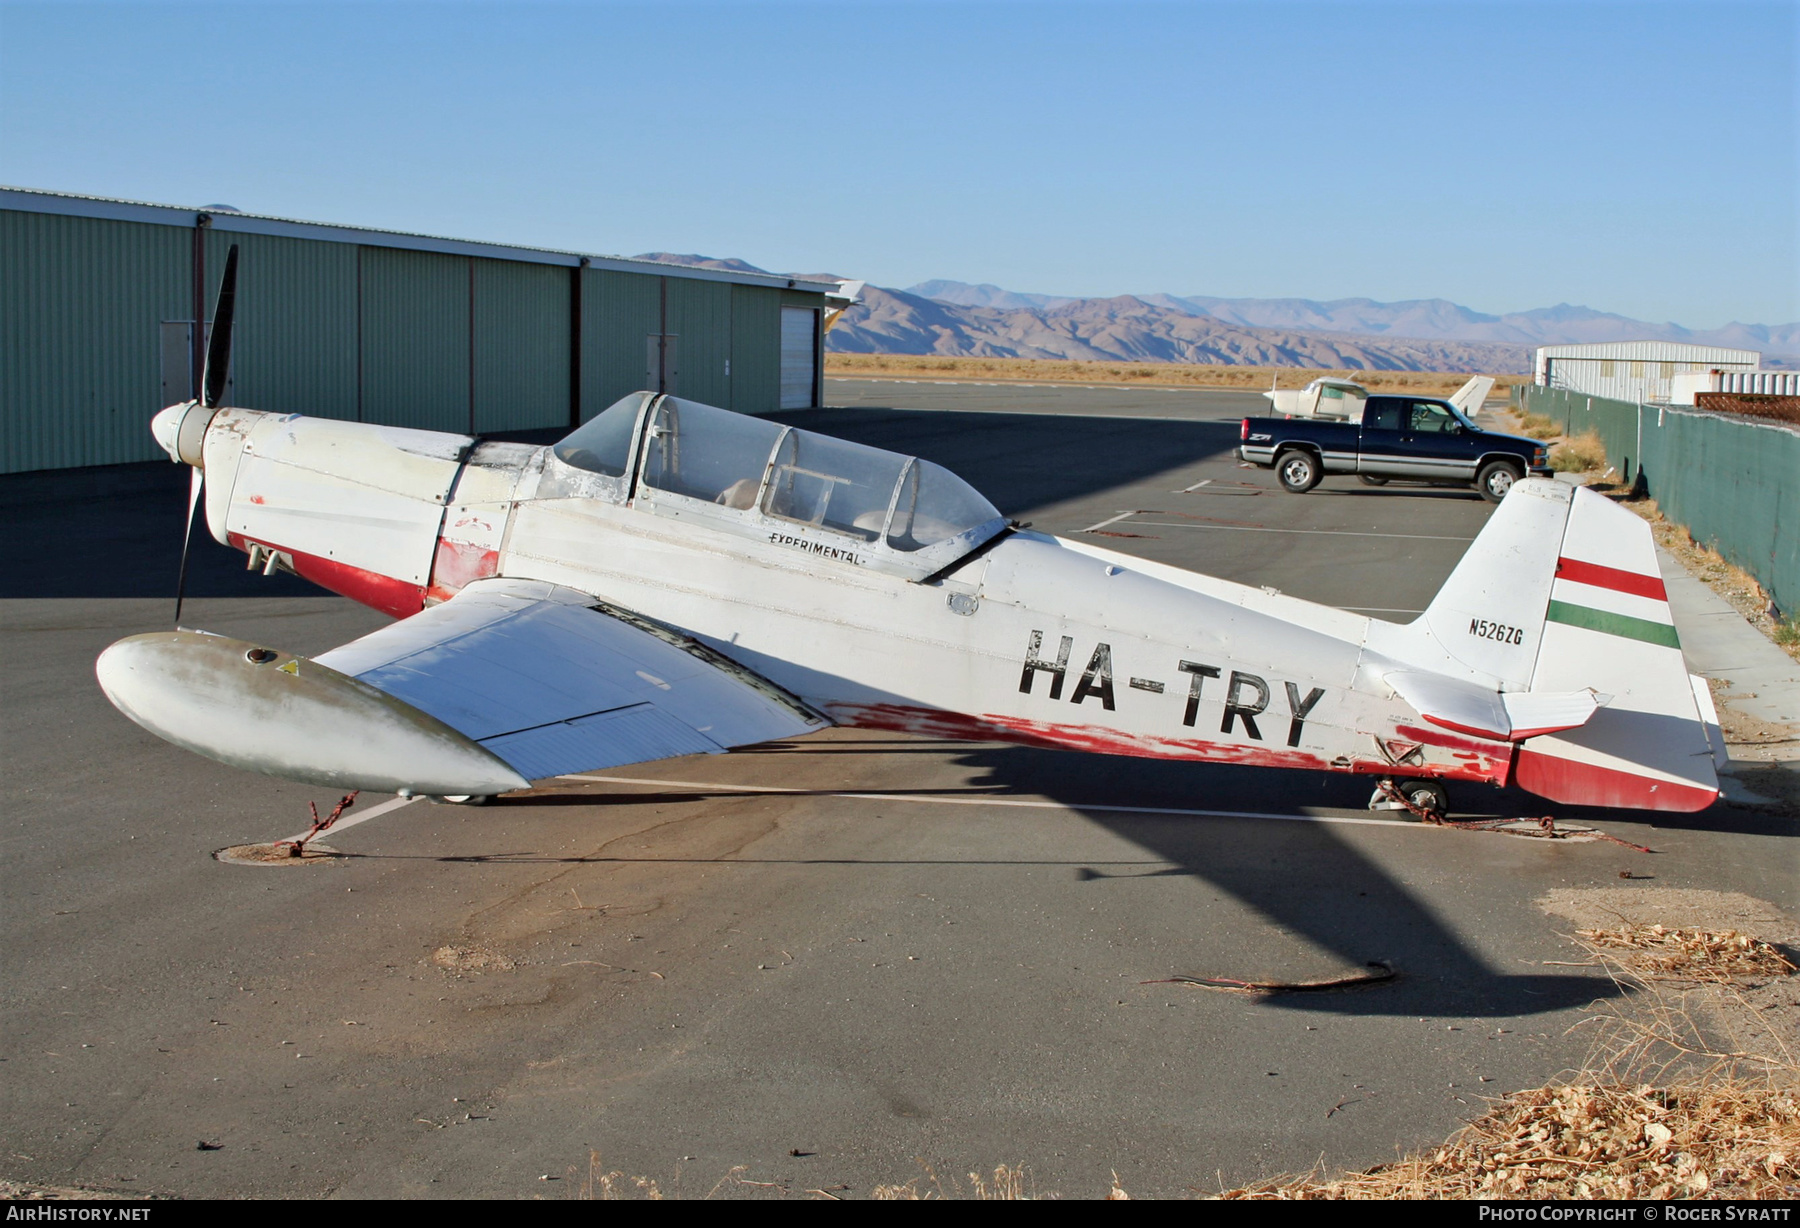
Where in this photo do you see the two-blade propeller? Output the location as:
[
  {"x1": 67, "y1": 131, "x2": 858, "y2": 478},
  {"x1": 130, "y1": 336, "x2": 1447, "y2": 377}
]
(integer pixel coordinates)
[{"x1": 174, "y1": 244, "x2": 238, "y2": 626}]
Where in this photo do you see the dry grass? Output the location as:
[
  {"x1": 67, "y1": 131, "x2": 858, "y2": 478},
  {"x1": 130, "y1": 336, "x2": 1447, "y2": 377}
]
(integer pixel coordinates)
[
  {"x1": 1550, "y1": 431, "x2": 1608, "y2": 473},
  {"x1": 1516, "y1": 410, "x2": 1563, "y2": 440},
  {"x1": 871, "y1": 1163, "x2": 1131, "y2": 1200},
  {"x1": 1577, "y1": 926, "x2": 1796, "y2": 984},
  {"x1": 568, "y1": 1153, "x2": 1130, "y2": 1201},
  {"x1": 1218, "y1": 908, "x2": 1800, "y2": 1201},
  {"x1": 1219, "y1": 1083, "x2": 1799, "y2": 1200},
  {"x1": 824, "y1": 354, "x2": 1525, "y2": 400},
  {"x1": 577, "y1": 1151, "x2": 665, "y2": 1199}
]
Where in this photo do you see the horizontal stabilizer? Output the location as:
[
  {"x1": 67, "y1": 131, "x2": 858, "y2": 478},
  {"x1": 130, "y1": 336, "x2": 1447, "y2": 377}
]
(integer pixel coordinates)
[
  {"x1": 1502, "y1": 690, "x2": 1607, "y2": 740},
  {"x1": 1385, "y1": 670, "x2": 1602, "y2": 742}
]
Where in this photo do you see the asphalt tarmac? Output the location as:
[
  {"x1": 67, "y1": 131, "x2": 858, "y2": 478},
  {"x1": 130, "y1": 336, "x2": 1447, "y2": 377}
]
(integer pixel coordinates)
[{"x1": 3, "y1": 379, "x2": 1794, "y2": 1199}]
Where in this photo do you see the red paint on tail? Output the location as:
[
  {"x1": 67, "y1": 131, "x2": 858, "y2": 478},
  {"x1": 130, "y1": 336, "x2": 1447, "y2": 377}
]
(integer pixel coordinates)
[{"x1": 1514, "y1": 748, "x2": 1717, "y2": 813}]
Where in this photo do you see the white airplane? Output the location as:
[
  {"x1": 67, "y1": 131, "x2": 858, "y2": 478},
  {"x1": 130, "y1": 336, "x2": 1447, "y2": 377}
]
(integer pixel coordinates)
[
  {"x1": 1264, "y1": 375, "x2": 1497, "y2": 422},
  {"x1": 96, "y1": 251, "x2": 1723, "y2": 817}
]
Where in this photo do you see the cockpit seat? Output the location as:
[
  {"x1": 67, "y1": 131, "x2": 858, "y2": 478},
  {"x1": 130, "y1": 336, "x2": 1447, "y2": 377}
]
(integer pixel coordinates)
[{"x1": 715, "y1": 479, "x2": 760, "y2": 511}]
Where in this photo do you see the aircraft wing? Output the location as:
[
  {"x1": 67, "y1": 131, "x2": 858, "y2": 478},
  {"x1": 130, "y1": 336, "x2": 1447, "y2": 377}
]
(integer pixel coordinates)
[
  {"x1": 1384, "y1": 669, "x2": 1603, "y2": 742},
  {"x1": 98, "y1": 577, "x2": 829, "y2": 797},
  {"x1": 312, "y1": 578, "x2": 829, "y2": 783}
]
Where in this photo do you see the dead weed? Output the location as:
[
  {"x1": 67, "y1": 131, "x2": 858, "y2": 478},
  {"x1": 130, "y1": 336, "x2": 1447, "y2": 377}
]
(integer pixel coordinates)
[
  {"x1": 1577, "y1": 925, "x2": 1796, "y2": 984},
  {"x1": 1550, "y1": 431, "x2": 1608, "y2": 472},
  {"x1": 431, "y1": 944, "x2": 517, "y2": 974},
  {"x1": 1219, "y1": 1082, "x2": 1799, "y2": 1200}
]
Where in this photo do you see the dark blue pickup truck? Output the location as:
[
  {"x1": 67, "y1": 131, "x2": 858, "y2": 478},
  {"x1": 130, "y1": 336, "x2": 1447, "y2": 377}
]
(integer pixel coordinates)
[{"x1": 1237, "y1": 395, "x2": 1550, "y2": 502}]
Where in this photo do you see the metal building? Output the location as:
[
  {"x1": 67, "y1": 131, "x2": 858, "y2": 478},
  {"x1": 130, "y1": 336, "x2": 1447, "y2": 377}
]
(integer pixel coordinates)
[
  {"x1": 1533, "y1": 340, "x2": 1760, "y2": 404},
  {"x1": 0, "y1": 188, "x2": 850, "y2": 473}
]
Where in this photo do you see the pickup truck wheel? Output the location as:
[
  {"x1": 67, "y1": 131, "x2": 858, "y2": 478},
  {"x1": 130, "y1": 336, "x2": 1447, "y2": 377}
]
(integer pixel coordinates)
[
  {"x1": 1477, "y1": 460, "x2": 1522, "y2": 503},
  {"x1": 1276, "y1": 450, "x2": 1321, "y2": 493},
  {"x1": 1359, "y1": 475, "x2": 1388, "y2": 486}
]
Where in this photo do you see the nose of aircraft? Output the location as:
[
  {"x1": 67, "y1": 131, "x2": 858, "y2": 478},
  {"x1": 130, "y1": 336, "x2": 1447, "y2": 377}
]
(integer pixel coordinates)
[{"x1": 151, "y1": 401, "x2": 207, "y2": 467}]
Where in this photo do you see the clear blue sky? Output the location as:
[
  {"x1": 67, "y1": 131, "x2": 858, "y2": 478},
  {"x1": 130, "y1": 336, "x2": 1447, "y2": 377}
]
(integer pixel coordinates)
[{"x1": 2, "y1": 0, "x2": 1794, "y2": 327}]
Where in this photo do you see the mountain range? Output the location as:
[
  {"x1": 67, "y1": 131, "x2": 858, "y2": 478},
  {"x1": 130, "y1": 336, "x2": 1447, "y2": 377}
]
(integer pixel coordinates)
[
  {"x1": 639, "y1": 257, "x2": 1797, "y2": 373},
  {"x1": 830, "y1": 285, "x2": 1537, "y2": 373},
  {"x1": 909, "y1": 280, "x2": 1800, "y2": 355}
]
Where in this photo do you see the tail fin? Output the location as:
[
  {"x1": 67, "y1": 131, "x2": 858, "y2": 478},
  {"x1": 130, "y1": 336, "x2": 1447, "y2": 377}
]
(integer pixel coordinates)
[
  {"x1": 1514, "y1": 484, "x2": 1718, "y2": 810},
  {"x1": 1448, "y1": 375, "x2": 1495, "y2": 417},
  {"x1": 1372, "y1": 479, "x2": 1718, "y2": 812}
]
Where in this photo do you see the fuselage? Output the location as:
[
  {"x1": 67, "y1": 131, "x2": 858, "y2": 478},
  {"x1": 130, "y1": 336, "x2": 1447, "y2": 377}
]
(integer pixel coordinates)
[{"x1": 180, "y1": 402, "x2": 1516, "y2": 789}]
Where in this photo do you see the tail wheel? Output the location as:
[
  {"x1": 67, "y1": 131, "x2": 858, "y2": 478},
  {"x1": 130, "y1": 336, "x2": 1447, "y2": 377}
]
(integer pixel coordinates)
[
  {"x1": 1476, "y1": 460, "x2": 1521, "y2": 503},
  {"x1": 1397, "y1": 778, "x2": 1449, "y2": 818},
  {"x1": 1276, "y1": 450, "x2": 1321, "y2": 493}
]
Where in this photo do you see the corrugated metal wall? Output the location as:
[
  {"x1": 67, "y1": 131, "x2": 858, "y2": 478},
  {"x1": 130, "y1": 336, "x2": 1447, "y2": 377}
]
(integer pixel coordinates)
[
  {"x1": 473, "y1": 258, "x2": 569, "y2": 433},
  {"x1": 1, "y1": 210, "x2": 189, "y2": 470},
  {"x1": 358, "y1": 247, "x2": 471, "y2": 432},
  {"x1": 666, "y1": 277, "x2": 733, "y2": 409},
  {"x1": 1521, "y1": 386, "x2": 1800, "y2": 616},
  {"x1": 3, "y1": 201, "x2": 826, "y2": 470},
  {"x1": 580, "y1": 268, "x2": 661, "y2": 420},
  {"x1": 203, "y1": 228, "x2": 358, "y2": 421},
  {"x1": 728, "y1": 284, "x2": 782, "y2": 414}
]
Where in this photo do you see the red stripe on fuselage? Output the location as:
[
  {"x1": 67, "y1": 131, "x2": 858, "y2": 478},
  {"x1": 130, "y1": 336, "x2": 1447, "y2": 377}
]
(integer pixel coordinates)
[
  {"x1": 228, "y1": 533, "x2": 426, "y2": 620},
  {"x1": 1556, "y1": 556, "x2": 1667, "y2": 601},
  {"x1": 834, "y1": 704, "x2": 1506, "y2": 784}
]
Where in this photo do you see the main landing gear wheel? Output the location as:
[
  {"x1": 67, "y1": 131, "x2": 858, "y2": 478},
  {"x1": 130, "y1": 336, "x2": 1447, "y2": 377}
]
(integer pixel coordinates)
[
  {"x1": 1276, "y1": 450, "x2": 1321, "y2": 493},
  {"x1": 1369, "y1": 777, "x2": 1449, "y2": 819},
  {"x1": 1477, "y1": 460, "x2": 1522, "y2": 503},
  {"x1": 435, "y1": 795, "x2": 491, "y2": 806},
  {"x1": 1398, "y1": 778, "x2": 1449, "y2": 819}
]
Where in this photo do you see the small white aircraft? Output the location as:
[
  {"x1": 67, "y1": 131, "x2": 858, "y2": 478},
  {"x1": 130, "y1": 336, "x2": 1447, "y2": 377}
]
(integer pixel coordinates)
[
  {"x1": 97, "y1": 251, "x2": 1723, "y2": 817},
  {"x1": 1264, "y1": 374, "x2": 1496, "y2": 422}
]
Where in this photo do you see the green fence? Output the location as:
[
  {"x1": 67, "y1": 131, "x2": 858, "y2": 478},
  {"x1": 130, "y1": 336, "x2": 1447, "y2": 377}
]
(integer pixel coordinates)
[{"x1": 1517, "y1": 386, "x2": 1800, "y2": 617}]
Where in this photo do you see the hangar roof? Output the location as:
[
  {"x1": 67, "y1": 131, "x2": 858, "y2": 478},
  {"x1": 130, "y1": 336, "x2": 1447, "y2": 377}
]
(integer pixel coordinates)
[
  {"x1": 0, "y1": 185, "x2": 845, "y2": 296},
  {"x1": 1534, "y1": 340, "x2": 1759, "y2": 366}
]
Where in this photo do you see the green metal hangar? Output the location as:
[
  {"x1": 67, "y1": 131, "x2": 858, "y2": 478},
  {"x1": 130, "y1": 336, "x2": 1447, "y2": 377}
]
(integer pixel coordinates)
[{"x1": 1, "y1": 187, "x2": 850, "y2": 473}]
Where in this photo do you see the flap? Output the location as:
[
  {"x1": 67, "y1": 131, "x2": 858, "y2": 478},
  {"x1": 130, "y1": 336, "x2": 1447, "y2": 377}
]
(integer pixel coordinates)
[
  {"x1": 315, "y1": 578, "x2": 827, "y2": 780},
  {"x1": 1385, "y1": 669, "x2": 1602, "y2": 742}
]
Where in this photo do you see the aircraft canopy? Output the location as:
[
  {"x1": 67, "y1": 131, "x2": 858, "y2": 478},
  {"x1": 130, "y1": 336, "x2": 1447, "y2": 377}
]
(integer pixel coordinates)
[{"x1": 554, "y1": 394, "x2": 1006, "y2": 579}]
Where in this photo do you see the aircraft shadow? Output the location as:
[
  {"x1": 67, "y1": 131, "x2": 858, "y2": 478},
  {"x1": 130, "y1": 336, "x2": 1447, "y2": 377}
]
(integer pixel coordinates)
[
  {"x1": 0, "y1": 460, "x2": 328, "y2": 600},
  {"x1": 934, "y1": 741, "x2": 1621, "y2": 1019}
]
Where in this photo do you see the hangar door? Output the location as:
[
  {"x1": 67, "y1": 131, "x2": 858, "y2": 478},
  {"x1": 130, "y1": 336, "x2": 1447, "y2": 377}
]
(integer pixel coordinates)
[{"x1": 779, "y1": 307, "x2": 819, "y2": 410}]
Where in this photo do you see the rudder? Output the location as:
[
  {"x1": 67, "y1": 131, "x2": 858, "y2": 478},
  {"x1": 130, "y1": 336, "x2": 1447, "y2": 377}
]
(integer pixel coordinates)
[{"x1": 1514, "y1": 486, "x2": 1717, "y2": 811}]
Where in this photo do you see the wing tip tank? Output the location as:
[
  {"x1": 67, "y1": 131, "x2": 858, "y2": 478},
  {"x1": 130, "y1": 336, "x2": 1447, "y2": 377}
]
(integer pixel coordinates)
[{"x1": 96, "y1": 631, "x2": 529, "y2": 796}]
